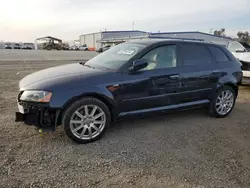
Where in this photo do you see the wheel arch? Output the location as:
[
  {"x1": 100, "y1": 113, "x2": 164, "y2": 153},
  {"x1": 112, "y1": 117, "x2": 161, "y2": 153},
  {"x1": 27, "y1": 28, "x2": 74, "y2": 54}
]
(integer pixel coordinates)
[
  {"x1": 57, "y1": 92, "x2": 117, "y2": 125},
  {"x1": 217, "y1": 82, "x2": 238, "y2": 96}
]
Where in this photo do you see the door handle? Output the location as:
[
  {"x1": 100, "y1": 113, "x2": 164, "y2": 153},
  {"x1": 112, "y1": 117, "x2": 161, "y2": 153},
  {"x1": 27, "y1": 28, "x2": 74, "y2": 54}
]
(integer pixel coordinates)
[
  {"x1": 169, "y1": 74, "x2": 180, "y2": 79},
  {"x1": 212, "y1": 70, "x2": 220, "y2": 73}
]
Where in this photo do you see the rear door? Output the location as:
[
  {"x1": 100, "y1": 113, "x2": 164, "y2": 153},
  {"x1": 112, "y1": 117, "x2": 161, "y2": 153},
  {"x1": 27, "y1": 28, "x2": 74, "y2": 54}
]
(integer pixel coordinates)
[{"x1": 178, "y1": 43, "x2": 220, "y2": 104}]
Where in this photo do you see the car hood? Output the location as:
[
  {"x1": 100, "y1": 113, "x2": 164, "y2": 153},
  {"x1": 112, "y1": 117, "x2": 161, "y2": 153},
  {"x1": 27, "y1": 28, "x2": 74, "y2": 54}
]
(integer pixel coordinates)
[{"x1": 19, "y1": 63, "x2": 105, "y2": 90}]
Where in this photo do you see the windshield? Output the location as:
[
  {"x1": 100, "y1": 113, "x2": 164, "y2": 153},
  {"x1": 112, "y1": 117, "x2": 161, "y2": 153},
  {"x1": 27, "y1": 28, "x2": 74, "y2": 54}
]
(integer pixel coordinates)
[
  {"x1": 240, "y1": 42, "x2": 250, "y2": 49},
  {"x1": 85, "y1": 43, "x2": 145, "y2": 70},
  {"x1": 228, "y1": 41, "x2": 246, "y2": 52}
]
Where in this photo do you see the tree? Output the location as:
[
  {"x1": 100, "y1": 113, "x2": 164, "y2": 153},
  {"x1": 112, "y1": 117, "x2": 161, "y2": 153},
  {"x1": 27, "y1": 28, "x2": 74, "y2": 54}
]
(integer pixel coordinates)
[
  {"x1": 214, "y1": 28, "x2": 226, "y2": 37},
  {"x1": 237, "y1": 31, "x2": 250, "y2": 43}
]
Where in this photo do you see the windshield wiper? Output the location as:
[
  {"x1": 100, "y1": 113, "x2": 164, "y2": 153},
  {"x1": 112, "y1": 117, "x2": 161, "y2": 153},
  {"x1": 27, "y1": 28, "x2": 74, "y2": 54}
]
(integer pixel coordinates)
[
  {"x1": 84, "y1": 64, "x2": 95, "y2": 69},
  {"x1": 79, "y1": 62, "x2": 95, "y2": 69}
]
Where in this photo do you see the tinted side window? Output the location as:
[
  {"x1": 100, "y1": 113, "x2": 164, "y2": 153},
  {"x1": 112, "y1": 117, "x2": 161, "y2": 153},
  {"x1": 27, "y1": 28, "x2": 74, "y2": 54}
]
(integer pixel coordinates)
[
  {"x1": 208, "y1": 46, "x2": 229, "y2": 62},
  {"x1": 181, "y1": 44, "x2": 212, "y2": 66},
  {"x1": 141, "y1": 45, "x2": 177, "y2": 71}
]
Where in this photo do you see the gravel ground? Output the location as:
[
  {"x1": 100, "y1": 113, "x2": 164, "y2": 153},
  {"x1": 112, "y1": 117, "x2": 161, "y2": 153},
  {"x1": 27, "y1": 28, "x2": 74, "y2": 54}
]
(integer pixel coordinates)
[{"x1": 0, "y1": 60, "x2": 250, "y2": 188}]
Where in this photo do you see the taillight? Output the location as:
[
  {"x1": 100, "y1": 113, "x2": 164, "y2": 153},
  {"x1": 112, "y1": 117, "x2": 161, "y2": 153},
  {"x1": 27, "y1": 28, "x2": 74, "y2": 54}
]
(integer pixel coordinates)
[{"x1": 233, "y1": 72, "x2": 243, "y2": 82}]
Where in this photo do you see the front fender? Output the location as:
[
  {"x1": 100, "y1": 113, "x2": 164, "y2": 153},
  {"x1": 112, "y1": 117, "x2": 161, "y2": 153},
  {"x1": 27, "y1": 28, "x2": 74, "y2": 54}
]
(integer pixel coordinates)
[{"x1": 49, "y1": 85, "x2": 116, "y2": 108}]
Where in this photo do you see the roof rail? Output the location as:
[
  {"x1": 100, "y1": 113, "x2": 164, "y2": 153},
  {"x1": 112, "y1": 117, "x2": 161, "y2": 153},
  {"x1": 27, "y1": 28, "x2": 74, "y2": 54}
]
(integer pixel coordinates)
[
  {"x1": 148, "y1": 36, "x2": 204, "y2": 41},
  {"x1": 150, "y1": 31, "x2": 233, "y2": 40}
]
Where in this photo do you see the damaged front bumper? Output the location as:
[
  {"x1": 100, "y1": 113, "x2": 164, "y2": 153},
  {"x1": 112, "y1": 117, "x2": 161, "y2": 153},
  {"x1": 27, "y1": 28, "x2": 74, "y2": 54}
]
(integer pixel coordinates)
[{"x1": 15, "y1": 100, "x2": 61, "y2": 132}]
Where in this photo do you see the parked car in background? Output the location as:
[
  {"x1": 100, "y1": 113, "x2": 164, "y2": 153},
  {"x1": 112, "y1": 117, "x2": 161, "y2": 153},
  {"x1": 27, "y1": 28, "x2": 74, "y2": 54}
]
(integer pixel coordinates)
[
  {"x1": 239, "y1": 42, "x2": 250, "y2": 51},
  {"x1": 69, "y1": 45, "x2": 79, "y2": 51},
  {"x1": 5, "y1": 44, "x2": 12, "y2": 49},
  {"x1": 14, "y1": 43, "x2": 21, "y2": 49},
  {"x1": 79, "y1": 44, "x2": 89, "y2": 51},
  {"x1": 61, "y1": 43, "x2": 70, "y2": 50},
  {"x1": 96, "y1": 45, "x2": 111, "y2": 53},
  {"x1": 22, "y1": 43, "x2": 34, "y2": 50},
  {"x1": 227, "y1": 41, "x2": 250, "y2": 82},
  {"x1": 15, "y1": 39, "x2": 242, "y2": 144}
]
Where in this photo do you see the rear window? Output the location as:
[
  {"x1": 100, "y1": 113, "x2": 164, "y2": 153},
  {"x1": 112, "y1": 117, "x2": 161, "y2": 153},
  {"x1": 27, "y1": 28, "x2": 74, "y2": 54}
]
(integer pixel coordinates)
[
  {"x1": 208, "y1": 46, "x2": 229, "y2": 62},
  {"x1": 181, "y1": 44, "x2": 212, "y2": 66}
]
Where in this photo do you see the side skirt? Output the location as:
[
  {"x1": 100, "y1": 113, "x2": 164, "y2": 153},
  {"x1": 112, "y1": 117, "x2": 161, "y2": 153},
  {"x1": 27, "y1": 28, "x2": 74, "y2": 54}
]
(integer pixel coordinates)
[{"x1": 119, "y1": 100, "x2": 209, "y2": 117}]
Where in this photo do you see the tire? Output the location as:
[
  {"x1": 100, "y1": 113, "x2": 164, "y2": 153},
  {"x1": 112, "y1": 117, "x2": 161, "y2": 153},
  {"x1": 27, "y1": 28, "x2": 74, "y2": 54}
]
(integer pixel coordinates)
[
  {"x1": 46, "y1": 46, "x2": 52, "y2": 50},
  {"x1": 209, "y1": 86, "x2": 236, "y2": 118},
  {"x1": 62, "y1": 97, "x2": 111, "y2": 144}
]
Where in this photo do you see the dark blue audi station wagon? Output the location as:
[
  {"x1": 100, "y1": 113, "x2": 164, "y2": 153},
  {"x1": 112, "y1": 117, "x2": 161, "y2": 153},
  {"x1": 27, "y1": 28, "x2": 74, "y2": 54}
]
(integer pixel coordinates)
[{"x1": 16, "y1": 39, "x2": 242, "y2": 143}]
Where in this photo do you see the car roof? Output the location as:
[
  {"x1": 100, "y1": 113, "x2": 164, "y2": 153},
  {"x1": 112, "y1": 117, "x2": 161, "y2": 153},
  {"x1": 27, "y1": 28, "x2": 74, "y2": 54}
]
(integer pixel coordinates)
[{"x1": 127, "y1": 39, "x2": 218, "y2": 47}]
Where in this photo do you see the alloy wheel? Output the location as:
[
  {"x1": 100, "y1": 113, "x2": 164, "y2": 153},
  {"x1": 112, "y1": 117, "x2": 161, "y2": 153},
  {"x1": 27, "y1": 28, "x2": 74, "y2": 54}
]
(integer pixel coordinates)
[
  {"x1": 215, "y1": 90, "x2": 234, "y2": 116},
  {"x1": 69, "y1": 105, "x2": 106, "y2": 140}
]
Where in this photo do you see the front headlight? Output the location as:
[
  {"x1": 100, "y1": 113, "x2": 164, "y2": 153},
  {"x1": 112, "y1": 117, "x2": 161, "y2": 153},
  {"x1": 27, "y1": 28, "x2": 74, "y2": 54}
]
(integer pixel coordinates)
[{"x1": 20, "y1": 90, "x2": 52, "y2": 103}]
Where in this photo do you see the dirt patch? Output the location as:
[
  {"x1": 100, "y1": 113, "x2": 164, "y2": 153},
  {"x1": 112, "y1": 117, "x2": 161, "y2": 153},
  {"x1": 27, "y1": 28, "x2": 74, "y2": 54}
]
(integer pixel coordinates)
[{"x1": 0, "y1": 61, "x2": 250, "y2": 188}]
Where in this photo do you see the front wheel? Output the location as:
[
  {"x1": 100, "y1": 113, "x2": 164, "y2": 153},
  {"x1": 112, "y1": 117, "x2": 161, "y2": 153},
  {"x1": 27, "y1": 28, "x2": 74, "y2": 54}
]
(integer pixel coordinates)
[
  {"x1": 210, "y1": 86, "x2": 236, "y2": 118},
  {"x1": 62, "y1": 97, "x2": 111, "y2": 144}
]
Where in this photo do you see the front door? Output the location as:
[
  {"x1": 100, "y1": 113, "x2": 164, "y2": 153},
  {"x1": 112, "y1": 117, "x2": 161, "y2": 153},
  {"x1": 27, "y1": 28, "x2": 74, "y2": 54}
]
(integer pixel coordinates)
[{"x1": 117, "y1": 44, "x2": 182, "y2": 115}]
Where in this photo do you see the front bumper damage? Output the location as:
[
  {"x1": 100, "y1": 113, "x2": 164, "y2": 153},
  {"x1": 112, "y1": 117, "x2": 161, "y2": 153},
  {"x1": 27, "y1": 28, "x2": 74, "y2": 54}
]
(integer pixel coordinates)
[{"x1": 15, "y1": 100, "x2": 61, "y2": 132}]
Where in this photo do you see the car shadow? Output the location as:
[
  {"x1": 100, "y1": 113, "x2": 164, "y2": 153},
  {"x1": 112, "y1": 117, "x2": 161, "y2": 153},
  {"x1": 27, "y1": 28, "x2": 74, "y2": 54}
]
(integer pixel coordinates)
[
  {"x1": 50, "y1": 107, "x2": 209, "y2": 143},
  {"x1": 49, "y1": 100, "x2": 248, "y2": 146}
]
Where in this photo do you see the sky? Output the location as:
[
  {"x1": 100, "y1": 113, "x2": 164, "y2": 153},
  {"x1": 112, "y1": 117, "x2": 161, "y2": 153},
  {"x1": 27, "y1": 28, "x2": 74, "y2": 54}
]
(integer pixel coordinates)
[{"x1": 0, "y1": 0, "x2": 249, "y2": 42}]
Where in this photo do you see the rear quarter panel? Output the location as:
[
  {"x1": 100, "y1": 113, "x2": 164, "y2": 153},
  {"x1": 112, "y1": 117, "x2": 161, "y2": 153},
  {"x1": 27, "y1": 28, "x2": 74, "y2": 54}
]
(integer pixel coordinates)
[{"x1": 215, "y1": 61, "x2": 241, "y2": 91}]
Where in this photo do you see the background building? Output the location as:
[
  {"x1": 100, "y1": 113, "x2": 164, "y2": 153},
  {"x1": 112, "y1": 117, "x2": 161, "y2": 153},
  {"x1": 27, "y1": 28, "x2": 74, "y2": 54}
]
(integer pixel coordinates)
[
  {"x1": 79, "y1": 30, "x2": 148, "y2": 49},
  {"x1": 0, "y1": 42, "x2": 5, "y2": 49},
  {"x1": 79, "y1": 30, "x2": 233, "y2": 50}
]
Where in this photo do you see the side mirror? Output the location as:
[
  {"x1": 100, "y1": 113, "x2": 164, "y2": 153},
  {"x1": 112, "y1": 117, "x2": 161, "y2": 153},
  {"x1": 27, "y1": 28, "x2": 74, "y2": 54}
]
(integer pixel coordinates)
[
  {"x1": 235, "y1": 48, "x2": 246, "y2": 53},
  {"x1": 129, "y1": 59, "x2": 148, "y2": 72}
]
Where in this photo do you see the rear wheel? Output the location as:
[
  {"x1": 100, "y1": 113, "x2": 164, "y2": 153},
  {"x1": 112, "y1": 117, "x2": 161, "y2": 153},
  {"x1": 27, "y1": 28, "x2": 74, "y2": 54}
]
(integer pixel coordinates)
[
  {"x1": 210, "y1": 86, "x2": 236, "y2": 118},
  {"x1": 46, "y1": 45, "x2": 52, "y2": 50},
  {"x1": 62, "y1": 97, "x2": 111, "y2": 144}
]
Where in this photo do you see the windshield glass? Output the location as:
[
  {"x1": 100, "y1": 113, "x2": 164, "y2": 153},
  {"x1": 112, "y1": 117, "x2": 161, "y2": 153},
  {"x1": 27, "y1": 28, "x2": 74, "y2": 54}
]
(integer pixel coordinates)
[
  {"x1": 228, "y1": 41, "x2": 246, "y2": 52},
  {"x1": 85, "y1": 43, "x2": 145, "y2": 70},
  {"x1": 240, "y1": 42, "x2": 250, "y2": 49}
]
